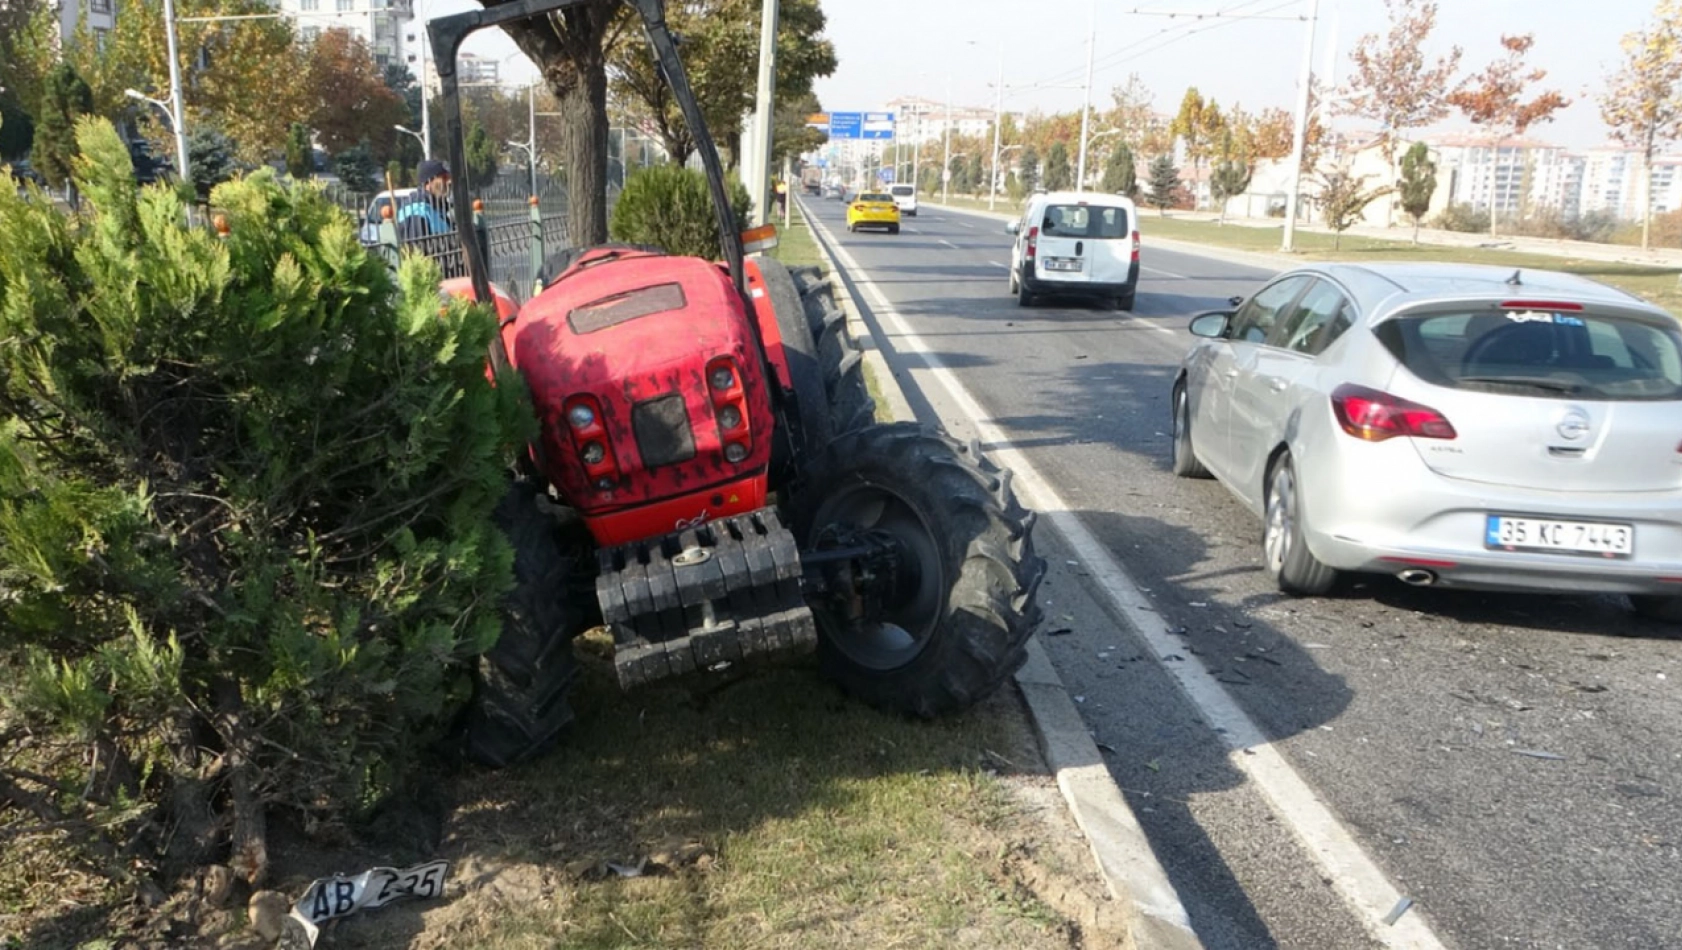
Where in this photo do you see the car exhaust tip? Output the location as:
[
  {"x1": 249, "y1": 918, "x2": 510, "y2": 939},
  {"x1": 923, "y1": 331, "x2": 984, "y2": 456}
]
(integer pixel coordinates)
[{"x1": 1397, "y1": 569, "x2": 1437, "y2": 587}]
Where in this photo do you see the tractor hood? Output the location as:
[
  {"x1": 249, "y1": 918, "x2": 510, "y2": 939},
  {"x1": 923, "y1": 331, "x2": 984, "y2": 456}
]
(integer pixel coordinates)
[{"x1": 510, "y1": 250, "x2": 775, "y2": 518}]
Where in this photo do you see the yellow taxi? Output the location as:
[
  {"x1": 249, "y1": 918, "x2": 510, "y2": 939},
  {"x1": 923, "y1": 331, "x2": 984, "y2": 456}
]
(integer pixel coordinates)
[{"x1": 846, "y1": 191, "x2": 901, "y2": 234}]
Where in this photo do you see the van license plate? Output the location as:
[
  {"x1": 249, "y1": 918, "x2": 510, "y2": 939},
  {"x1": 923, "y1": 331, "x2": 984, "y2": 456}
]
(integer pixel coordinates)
[
  {"x1": 1045, "y1": 258, "x2": 1082, "y2": 272},
  {"x1": 1484, "y1": 516, "x2": 1633, "y2": 557}
]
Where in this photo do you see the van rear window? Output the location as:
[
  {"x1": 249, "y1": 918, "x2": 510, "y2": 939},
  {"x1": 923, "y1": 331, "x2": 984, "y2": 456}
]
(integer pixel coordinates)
[
  {"x1": 1041, "y1": 204, "x2": 1129, "y2": 239},
  {"x1": 1376, "y1": 309, "x2": 1682, "y2": 401},
  {"x1": 891, "y1": 185, "x2": 914, "y2": 196}
]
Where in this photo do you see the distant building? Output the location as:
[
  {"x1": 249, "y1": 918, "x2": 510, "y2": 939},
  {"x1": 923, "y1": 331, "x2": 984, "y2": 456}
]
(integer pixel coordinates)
[
  {"x1": 271, "y1": 0, "x2": 414, "y2": 67},
  {"x1": 885, "y1": 97, "x2": 994, "y2": 147},
  {"x1": 48, "y1": 0, "x2": 118, "y2": 51},
  {"x1": 1421, "y1": 134, "x2": 1578, "y2": 219},
  {"x1": 1578, "y1": 146, "x2": 1682, "y2": 219}
]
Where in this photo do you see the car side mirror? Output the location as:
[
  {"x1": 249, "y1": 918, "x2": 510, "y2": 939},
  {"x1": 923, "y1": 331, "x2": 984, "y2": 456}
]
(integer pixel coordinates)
[
  {"x1": 1189, "y1": 312, "x2": 1234, "y2": 338},
  {"x1": 1005, "y1": 221, "x2": 1020, "y2": 235}
]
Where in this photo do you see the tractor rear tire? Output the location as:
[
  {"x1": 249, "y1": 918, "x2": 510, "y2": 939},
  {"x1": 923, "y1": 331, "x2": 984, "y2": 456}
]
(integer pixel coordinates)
[
  {"x1": 465, "y1": 481, "x2": 589, "y2": 769},
  {"x1": 795, "y1": 424, "x2": 1045, "y2": 717}
]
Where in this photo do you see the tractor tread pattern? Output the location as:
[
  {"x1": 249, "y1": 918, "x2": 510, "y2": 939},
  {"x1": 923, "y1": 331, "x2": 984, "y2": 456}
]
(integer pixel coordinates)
[{"x1": 464, "y1": 482, "x2": 588, "y2": 769}]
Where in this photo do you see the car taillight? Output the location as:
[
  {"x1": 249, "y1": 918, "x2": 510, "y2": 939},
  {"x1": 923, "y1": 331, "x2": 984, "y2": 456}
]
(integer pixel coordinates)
[
  {"x1": 1330, "y1": 383, "x2": 1457, "y2": 442},
  {"x1": 707, "y1": 356, "x2": 753, "y2": 463},
  {"x1": 1130, "y1": 230, "x2": 1140, "y2": 262},
  {"x1": 564, "y1": 394, "x2": 624, "y2": 489},
  {"x1": 1026, "y1": 225, "x2": 1039, "y2": 259}
]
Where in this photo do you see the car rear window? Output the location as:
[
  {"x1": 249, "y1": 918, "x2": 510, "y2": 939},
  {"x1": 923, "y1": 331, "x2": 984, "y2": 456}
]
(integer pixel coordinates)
[
  {"x1": 858, "y1": 193, "x2": 891, "y2": 203},
  {"x1": 1376, "y1": 308, "x2": 1682, "y2": 401},
  {"x1": 1040, "y1": 204, "x2": 1129, "y2": 239},
  {"x1": 891, "y1": 185, "x2": 914, "y2": 196}
]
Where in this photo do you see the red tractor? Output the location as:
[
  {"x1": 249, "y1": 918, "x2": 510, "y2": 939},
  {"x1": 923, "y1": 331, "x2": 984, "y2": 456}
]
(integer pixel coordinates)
[{"x1": 430, "y1": 0, "x2": 1044, "y2": 767}]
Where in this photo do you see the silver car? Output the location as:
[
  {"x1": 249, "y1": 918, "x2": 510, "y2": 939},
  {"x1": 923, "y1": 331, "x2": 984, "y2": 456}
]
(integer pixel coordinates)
[{"x1": 1171, "y1": 262, "x2": 1682, "y2": 622}]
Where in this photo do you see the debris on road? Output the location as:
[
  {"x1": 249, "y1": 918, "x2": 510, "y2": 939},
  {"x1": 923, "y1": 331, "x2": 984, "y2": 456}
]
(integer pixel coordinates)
[
  {"x1": 1383, "y1": 896, "x2": 1416, "y2": 925},
  {"x1": 1045, "y1": 627, "x2": 1075, "y2": 636},
  {"x1": 1513, "y1": 749, "x2": 1566, "y2": 761},
  {"x1": 286, "y1": 860, "x2": 449, "y2": 947}
]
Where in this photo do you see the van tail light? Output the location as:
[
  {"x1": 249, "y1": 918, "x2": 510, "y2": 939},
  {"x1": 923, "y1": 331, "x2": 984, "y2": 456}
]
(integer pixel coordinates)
[
  {"x1": 1026, "y1": 225, "x2": 1039, "y2": 259},
  {"x1": 706, "y1": 356, "x2": 752, "y2": 463},
  {"x1": 564, "y1": 394, "x2": 623, "y2": 489},
  {"x1": 1330, "y1": 383, "x2": 1457, "y2": 442},
  {"x1": 1130, "y1": 230, "x2": 1141, "y2": 262}
]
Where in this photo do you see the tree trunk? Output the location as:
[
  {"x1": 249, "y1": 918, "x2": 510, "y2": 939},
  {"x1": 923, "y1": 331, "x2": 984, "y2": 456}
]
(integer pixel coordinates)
[
  {"x1": 1413, "y1": 218, "x2": 1420, "y2": 244},
  {"x1": 559, "y1": 52, "x2": 609, "y2": 246},
  {"x1": 1641, "y1": 147, "x2": 1654, "y2": 251}
]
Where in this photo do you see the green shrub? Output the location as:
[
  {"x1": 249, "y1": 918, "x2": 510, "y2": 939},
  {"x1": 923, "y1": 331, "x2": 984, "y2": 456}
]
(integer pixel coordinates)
[
  {"x1": 610, "y1": 162, "x2": 751, "y2": 260},
  {"x1": 0, "y1": 118, "x2": 531, "y2": 888}
]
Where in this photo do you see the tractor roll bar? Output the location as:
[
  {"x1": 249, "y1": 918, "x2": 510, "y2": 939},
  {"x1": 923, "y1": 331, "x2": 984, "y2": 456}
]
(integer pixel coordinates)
[{"x1": 427, "y1": 0, "x2": 747, "y2": 313}]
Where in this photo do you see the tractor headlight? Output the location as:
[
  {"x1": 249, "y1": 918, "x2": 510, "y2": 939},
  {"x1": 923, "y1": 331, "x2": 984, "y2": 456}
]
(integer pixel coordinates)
[
  {"x1": 718, "y1": 405, "x2": 742, "y2": 430},
  {"x1": 581, "y1": 441, "x2": 606, "y2": 465},
  {"x1": 568, "y1": 404, "x2": 596, "y2": 428},
  {"x1": 724, "y1": 443, "x2": 749, "y2": 463},
  {"x1": 709, "y1": 366, "x2": 735, "y2": 391}
]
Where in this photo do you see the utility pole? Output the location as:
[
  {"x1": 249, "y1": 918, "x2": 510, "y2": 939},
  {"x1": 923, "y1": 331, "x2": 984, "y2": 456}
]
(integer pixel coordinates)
[
  {"x1": 912, "y1": 107, "x2": 923, "y2": 196},
  {"x1": 419, "y1": 18, "x2": 432, "y2": 158},
  {"x1": 988, "y1": 42, "x2": 1004, "y2": 210},
  {"x1": 1281, "y1": 0, "x2": 1319, "y2": 253},
  {"x1": 162, "y1": 0, "x2": 190, "y2": 188},
  {"x1": 527, "y1": 79, "x2": 537, "y2": 196},
  {"x1": 1074, "y1": 0, "x2": 1096, "y2": 192},
  {"x1": 940, "y1": 75, "x2": 952, "y2": 204},
  {"x1": 747, "y1": 0, "x2": 779, "y2": 226}
]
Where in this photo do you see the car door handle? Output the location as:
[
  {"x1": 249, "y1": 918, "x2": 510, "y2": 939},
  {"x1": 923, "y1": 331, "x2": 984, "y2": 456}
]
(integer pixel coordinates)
[{"x1": 1268, "y1": 379, "x2": 1288, "y2": 392}]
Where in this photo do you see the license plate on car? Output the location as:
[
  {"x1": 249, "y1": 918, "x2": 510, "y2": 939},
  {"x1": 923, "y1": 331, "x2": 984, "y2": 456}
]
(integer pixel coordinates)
[
  {"x1": 1044, "y1": 258, "x2": 1082, "y2": 272},
  {"x1": 1484, "y1": 515, "x2": 1633, "y2": 557}
]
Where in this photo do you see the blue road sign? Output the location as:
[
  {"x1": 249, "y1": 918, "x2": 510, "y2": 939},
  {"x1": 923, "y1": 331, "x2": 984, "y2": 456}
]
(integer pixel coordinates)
[
  {"x1": 829, "y1": 112, "x2": 863, "y2": 139},
  {"x1": 861, "y1": 112, "x2": 896, "y2": 140},
  {"x1": 877, "y1": 168, "x2": 895, "y2": 183}
]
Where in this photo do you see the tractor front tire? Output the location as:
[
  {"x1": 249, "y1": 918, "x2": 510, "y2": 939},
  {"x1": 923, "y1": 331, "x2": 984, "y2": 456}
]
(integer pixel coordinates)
[
  {"x1": 465, "y1": 481, "x2": 589, "y2": 769},
  {"x1": 796, "y1": 424, "x2": 1045, "y2": 717}
]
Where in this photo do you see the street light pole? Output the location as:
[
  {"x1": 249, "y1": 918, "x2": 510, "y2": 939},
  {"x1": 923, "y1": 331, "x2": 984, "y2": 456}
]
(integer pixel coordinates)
[
  {"x1": 161, "y1": 0, "x2": 190, "y2": 187},
  {"x1": 941, "y1": 74, "x2": 952, "y2": 204},
  {"x1": 988, "y1": 41, "x2": 1004, "y2": 210},
  {"x1": 748, "y1": 0, "x2": 779, "y2": 226},
  {"x1": 1282, "y1": 0, "x2": 1319, "y2": 253},
  {"x1": 527, "y1": 78, "x2": 537, "y2": 195},
  {"x1": 1075, "y1": 0, "x2": 1096, "y2": 192}
]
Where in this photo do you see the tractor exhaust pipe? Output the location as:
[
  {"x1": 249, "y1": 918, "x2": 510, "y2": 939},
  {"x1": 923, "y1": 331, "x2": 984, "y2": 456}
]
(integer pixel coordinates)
[{"x1": 1396, "y1": 569, "x2": 1437, "y2": 587}]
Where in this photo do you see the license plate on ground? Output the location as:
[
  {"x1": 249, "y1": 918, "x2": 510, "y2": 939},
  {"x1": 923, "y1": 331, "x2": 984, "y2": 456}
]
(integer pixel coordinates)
[
  {"x1": 1044, "y1": 258, "x2": 1082, "y2": 272},
  {"x1": 1484, "y1": 515, "x2": 1633, "y2": 557}
]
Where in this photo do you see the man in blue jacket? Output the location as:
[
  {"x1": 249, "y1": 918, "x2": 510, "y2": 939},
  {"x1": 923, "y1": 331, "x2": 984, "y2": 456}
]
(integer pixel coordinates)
[{"x1": 396, "y1": 159, "x2": 453, "y2": 239}]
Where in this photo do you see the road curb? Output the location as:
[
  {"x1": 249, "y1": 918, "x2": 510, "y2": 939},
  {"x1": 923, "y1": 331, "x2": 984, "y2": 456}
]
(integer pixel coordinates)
[{"x1": 797, "y1": 198, "x2": 1205, "y2": 950}]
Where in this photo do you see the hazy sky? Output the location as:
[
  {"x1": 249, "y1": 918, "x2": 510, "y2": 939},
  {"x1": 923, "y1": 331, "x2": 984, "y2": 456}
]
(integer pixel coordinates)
[
  {"x1": 430, "y1": 0, "x2": 1658, "y2": 151},
  {"x1": 809, "y1": 0, "x2": 1653, "y2": 150}
]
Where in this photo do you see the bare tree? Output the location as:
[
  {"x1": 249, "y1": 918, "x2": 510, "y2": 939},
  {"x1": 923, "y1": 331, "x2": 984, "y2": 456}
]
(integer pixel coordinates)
[
  {"x1": 1599, "y1": 0, "x2": 1682, "y2": 249},
  {"x1": 1446, "y1": 34, "x2": 1569, "y2": 235}
]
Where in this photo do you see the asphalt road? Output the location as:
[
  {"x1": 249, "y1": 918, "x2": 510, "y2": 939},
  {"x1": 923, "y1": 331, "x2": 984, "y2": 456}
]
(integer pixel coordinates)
[{"x1": 802, "y1": 196, "x2": 1682, "y2": 950}]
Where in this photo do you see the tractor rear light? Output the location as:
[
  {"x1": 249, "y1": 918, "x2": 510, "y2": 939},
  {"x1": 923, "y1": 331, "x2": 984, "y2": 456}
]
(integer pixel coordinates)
[
  {"x1": 1131, "y1": 230, "x2": 1141, "y2": 262},
  {"x1": 707, "y1": 357, "x2": 753, "y2": 460},
  {"x1": 564, "y1": 394, "x2": 623, "y2": 489},
  {"x1": 1026, "y1": 225, "x2": 1038, "y2": 259},
  {"x1": 1331, "y1": 383, "x2": 1457, "y2": 442},
  {"x1": 709, "y1": 364, "x2": 736, "y2": 391}
]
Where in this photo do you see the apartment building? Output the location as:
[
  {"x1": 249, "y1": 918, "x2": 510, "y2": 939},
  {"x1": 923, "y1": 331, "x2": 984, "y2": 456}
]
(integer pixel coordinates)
[
  {"x1": 884, "y1": 97, "x2": 994, "y2": 146},
  {"x1": 1578, "y1": 146, "x2": 1682, "y2": 219},
  {"x1": 50, "y1": 0, "x2": 118, "y2": 51},
  {"x1": 273, "y1": 0, "x2": 414, "y2": 66}
]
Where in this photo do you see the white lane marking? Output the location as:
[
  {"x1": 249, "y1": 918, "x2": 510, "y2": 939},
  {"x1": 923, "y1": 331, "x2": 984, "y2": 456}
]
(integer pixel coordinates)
[
  {"x1": 938, "y1": 238, "x2": 961, "y2": 250},
  {"x1": 806, "y1": 211, "x2": 1448, "y2": 950},
  {"x1": 1135, "y1": 318, "x2": 1177, "y2": 338},
  {"x1": 1143, "y1": 265, "x2": 1188, "y2": 280},
  {"x1": 991, "y1": 261, "x2": 1010, "y2": 269}
]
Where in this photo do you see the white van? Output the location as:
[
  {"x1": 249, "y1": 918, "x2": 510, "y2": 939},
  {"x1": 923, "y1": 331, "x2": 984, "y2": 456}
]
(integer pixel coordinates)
[
  {"x1": 889, "y1": 183, "x2": 918, "y2": 216},
  {"x1": 1006, "y1": 191, "x2": 1140, "y2": 310}
]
